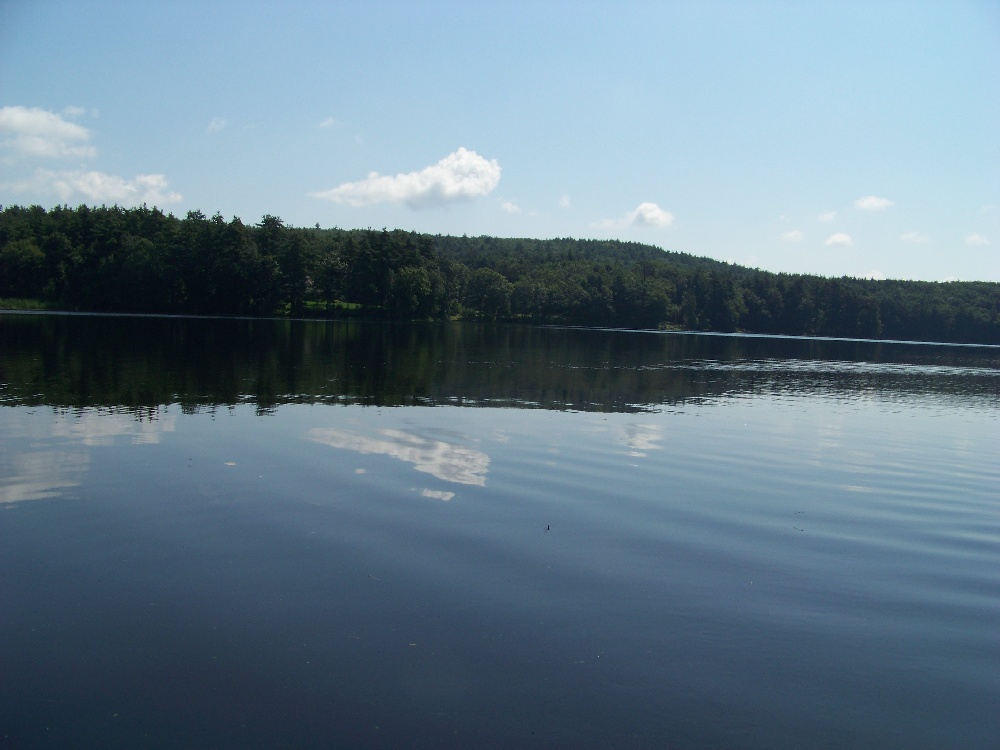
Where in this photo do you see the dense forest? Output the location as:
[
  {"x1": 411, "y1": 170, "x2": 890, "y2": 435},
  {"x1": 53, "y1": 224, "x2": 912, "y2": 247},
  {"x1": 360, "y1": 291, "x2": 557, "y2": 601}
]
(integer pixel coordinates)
[{"x1": 1, "y1": 203, "x2": 998, "y2": 344}]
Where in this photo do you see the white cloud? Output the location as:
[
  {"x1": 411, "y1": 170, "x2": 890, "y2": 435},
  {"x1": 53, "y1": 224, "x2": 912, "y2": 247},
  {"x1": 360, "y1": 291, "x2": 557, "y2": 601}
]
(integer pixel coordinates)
[
  {"x1": 781, "y1": 230, "x2": 804, "y2": 242},
  {"x1": 900, "y1": 231, "x2": 929, "y2": 243},
  {"x1": 0, "y1": 105, "x2": 96, "y2": 159},
  {"x1": 824, "y1": 232, "x2": 854, "y2": 247},
  {"x1": 855, "y1": 195, "x2": 893, "y2": 211},
  {"x1": 500, "y1": 201, "x2": 521, "y2": 214},
  {"x1": 628, "y1": 202, "x2": 674, "y2": 227},
  {"x1": 59, "y1": 171, "x2": 182, "y2": 205},
  {"x1": 319, "y1": 117, "x2": 339, "y2": 128},
  {"x1": 593, "y1": 202, "x2": 675, "y2": 230},
  {"x1": 865, "y1": 270, "x2": 886, "y2": 280},
  {"x1": 0, "y1": 106, "x2": 183, "y2": 208},
  {"x1": 206, "y1": 117, "x2": 227, "y2": 134},
  {"x1": 965, "y1": 233, "x2": 991, "y2": 246},
  {"x1": 558, "y1": 194, "x2": 571, "y2": 209},
  {"x1": 593, "y1": 202, "x2": 674, "y2": 231},
  {"x1": 310, "y1": 147, "x2": 501, "y2": 208},
  {"x1": 817, "y1": 210, "x2": 837, "y2": 223},
  {"x1": 8, "y1": 168, "x2": 182, "y2": 206}
]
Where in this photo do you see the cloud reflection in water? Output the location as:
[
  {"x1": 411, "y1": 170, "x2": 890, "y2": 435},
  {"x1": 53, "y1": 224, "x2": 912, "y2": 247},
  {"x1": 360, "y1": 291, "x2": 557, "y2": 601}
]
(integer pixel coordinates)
[
  {"x1": 1, "y1": 409, "x2": 177, "y2": 505},
  {"x1": 621, "y1": 423, "x2": 664, "y2": 457},
  {"x1": 421, "y1": 489, "x2": 456, "y2": 502},
  {"x1": 0, "y1": 450, "x2": 89, "y2": 504},
  {"x1": 51, "y1": 410, "x2": 177, "y2": 446},
  {"x1": 305, "y1": 427, "x2": 489, "y2": 487}
]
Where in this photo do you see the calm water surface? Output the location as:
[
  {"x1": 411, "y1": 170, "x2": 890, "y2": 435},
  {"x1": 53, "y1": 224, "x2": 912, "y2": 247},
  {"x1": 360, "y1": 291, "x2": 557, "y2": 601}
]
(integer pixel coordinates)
[{"x1": 1, "y1": 315, "x2": 998, "y2": 748}]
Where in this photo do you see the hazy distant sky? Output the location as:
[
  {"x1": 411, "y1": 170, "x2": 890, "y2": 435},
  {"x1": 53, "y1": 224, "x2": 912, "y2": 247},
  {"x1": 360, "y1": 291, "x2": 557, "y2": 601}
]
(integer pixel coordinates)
[{"x1": 1, "y1": 0, "x2": 997, "y2": 281}]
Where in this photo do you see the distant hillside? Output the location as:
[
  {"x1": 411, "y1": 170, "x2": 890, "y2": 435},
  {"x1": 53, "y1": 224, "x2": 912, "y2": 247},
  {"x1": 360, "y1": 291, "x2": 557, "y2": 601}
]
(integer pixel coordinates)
[{"x1": 2, "y1": 204, "x2": 998, "y2": 344}]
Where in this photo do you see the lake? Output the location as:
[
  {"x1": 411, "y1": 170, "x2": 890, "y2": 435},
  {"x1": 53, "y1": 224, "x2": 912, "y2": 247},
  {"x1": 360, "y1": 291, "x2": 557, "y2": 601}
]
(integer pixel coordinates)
[{"x1": 1, "y1": 313, "x2": 998, "y2": 749}]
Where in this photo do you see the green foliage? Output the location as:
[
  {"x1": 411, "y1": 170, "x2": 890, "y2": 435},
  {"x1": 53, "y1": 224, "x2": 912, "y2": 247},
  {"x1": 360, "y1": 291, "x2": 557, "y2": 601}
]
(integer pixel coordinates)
[
  {"x1": 0, "y1": 238, "x2": 45, "y2": 297},
  {"x1": 0, "y1": 297, "x2": 57, "y2": 310},
  {"x1": 466, "y1": 267, "x2": 513, "y2": 320},
  {"x1": 1, "y1": 204, "x2": 998, "y2": 344}
]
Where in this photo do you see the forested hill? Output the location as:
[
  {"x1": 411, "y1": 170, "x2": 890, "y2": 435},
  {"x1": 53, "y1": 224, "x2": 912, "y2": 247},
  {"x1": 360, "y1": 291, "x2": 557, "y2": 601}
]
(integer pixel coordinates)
[
  {"x1": 431, "y1": 233, "x2": 739, "y2": 274},
  {"x1": 1, "y1": 204, "x2": 998, "y2": 345}
]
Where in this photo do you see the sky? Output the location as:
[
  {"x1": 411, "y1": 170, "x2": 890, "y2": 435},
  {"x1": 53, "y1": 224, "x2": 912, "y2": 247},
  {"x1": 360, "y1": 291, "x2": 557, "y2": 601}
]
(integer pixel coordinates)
[{"x1": 1, "y1": 0, "x2": 998, "y2": 282}]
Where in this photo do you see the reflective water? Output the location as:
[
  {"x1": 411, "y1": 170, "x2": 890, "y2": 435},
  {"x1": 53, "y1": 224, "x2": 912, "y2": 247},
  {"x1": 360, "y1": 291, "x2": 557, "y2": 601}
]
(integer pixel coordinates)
[{"x1": 1, "y1": 314, "x2": 998, "y2": 748}]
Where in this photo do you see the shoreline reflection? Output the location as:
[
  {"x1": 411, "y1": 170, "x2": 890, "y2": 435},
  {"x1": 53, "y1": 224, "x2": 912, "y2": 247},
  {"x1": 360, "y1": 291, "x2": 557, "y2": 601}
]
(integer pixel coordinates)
[{"x1": 3, "y1": 315, "x2": 997, "y2": 415}]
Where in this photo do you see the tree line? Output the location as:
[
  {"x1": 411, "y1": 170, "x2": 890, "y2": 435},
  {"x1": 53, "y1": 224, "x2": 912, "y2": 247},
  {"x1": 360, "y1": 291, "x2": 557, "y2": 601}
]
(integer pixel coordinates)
[{"x1": 1, "y1": 203, "x2": 998, "y2": 344}]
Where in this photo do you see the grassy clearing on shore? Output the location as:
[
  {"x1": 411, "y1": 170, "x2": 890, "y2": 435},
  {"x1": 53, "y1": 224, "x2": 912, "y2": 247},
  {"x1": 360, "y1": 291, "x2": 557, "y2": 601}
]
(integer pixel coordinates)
[{"x1": 0, "y1": 298, "x2": 61, "y2": 311}]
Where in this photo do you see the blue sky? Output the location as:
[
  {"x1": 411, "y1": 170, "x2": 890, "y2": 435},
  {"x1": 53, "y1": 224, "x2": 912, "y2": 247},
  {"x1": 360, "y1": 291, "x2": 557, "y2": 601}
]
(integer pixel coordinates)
[{"x1": 1, "y1": 0, "x2": 998, "y2": 281}]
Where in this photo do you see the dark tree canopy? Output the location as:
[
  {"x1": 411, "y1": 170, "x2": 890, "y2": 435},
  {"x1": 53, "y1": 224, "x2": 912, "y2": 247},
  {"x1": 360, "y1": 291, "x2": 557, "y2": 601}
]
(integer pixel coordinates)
[{"x1": 1, "y1": 203, "x2": 998, "y2": 344}]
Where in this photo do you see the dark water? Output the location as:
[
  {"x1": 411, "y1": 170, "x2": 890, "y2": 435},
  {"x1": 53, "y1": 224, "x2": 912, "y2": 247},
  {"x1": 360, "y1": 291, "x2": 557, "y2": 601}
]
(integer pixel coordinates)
[{"x1": 1, "y1": 314, "x2": 998, "y2": 749}]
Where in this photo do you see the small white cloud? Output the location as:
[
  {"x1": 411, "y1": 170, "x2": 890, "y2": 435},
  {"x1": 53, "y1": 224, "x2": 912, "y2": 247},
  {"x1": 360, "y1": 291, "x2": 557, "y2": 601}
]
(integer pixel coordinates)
[
  {"x1": 10, "y1": 168, "x2": 182, "y2": 206},
  {"x1": 817, "y1": 210, "x2": 837, "y2": 223},
  {"x1": 310, "y1": 147, "x2": 501, "y2": 209},
  {"x1": 0, "y1": 105, "x2": 96, "y2": 159},
  {"x1": 824, "y1": 232, "x2": 854, "y2": 247},
  {"x1": 501, "y1": 201, "x2": 521, "y2": 214},
  {"x1": 900, "y1": 231, "x2": 929, "y2": 243},
  {"x1": 0, "y1": 108, "x2": 183, "y2": 208},
  {"x1": 866, "y1": 270, "x2": 886, "y2": 280},
  {"x1": 206, "y1": 117, "x2": 227, "y2": 134},
  {"x1": 59, "y1": 171, "x2": 182, "y2": 205},
  {"x1": 558, "y1": 194, "x2": 571, "y2": 209},
  {"x1": 593, "y1": 202, "x2": 675, "y2": 231},
  {"x1": 628, "y1": 202, "x2": 674, "y2": 227},
  {"x1": 855, "y1": 195, "x2": 893, "y2": 211},
  {"x1": 319, "y1": 117, "x2": 339, "y2": 128},
  {"x1": 965, "y1": 233, "x2": 991, "y2": 246},
  {"x1": 781, "y1": 230, "x2": 804, "y2": 242}
]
